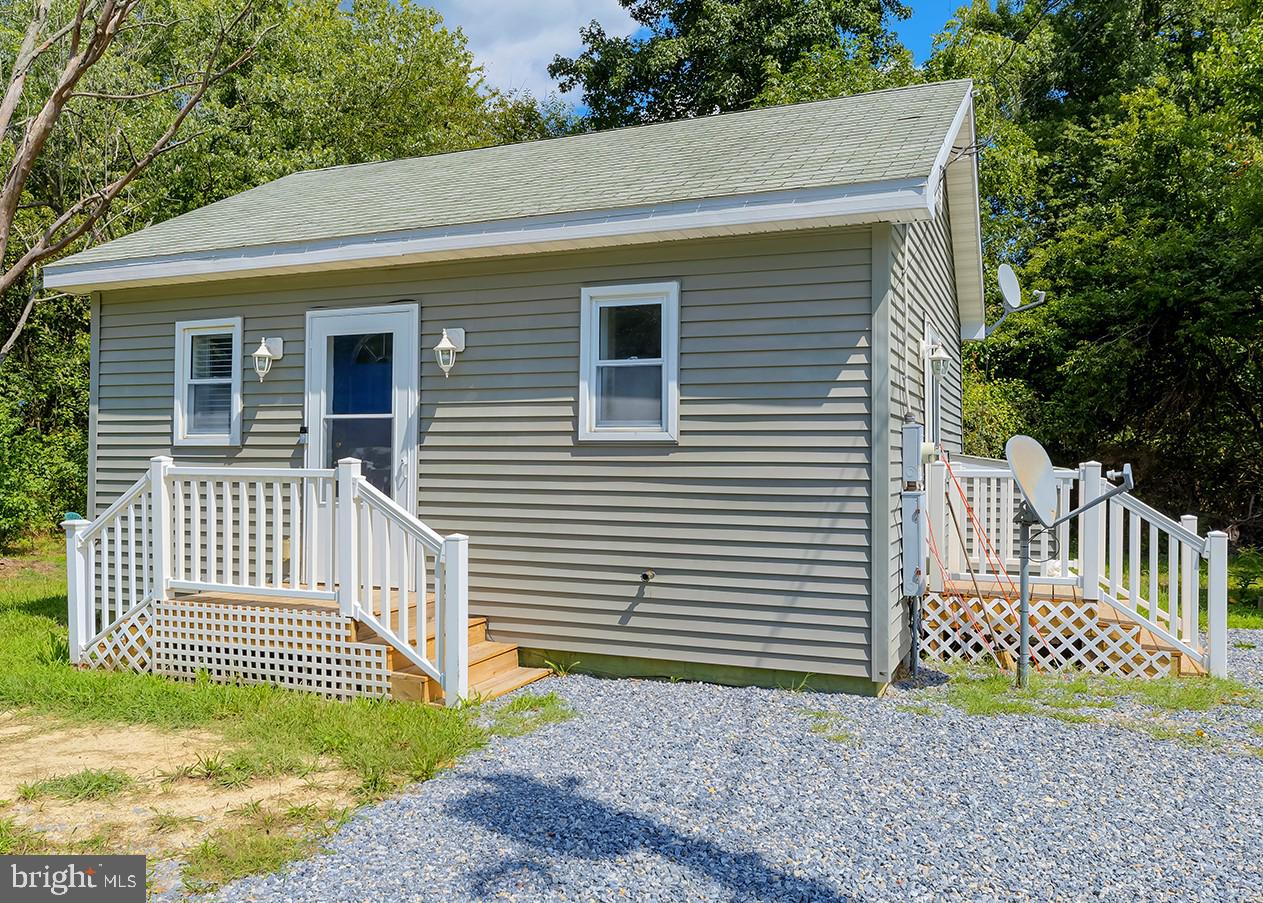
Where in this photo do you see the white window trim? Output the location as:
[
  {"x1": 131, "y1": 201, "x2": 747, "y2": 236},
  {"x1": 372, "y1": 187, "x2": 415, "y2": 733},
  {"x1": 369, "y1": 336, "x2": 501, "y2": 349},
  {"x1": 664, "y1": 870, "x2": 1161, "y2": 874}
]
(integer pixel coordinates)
[
  {"x1": 173, "y1": 316, "x2": 242, "y2": 447},
  {"x1": 579, "y1": 282, "x2": 679, "y2": 443}
]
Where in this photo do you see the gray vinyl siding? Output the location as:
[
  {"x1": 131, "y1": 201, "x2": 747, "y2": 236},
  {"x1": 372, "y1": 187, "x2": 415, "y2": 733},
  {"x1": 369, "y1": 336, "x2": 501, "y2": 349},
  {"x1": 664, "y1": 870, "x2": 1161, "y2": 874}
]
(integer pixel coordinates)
[
  {"x1": 886, "y1": 191, "x2": 964, "y2": 670},
  {"x1": 91, "y1": 230, "x2": 877, "y2": 679}
]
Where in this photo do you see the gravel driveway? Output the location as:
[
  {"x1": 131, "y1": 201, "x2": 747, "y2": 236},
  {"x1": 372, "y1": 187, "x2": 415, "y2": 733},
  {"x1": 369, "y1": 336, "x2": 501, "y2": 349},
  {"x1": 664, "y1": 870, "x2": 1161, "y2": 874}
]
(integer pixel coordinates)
[{"x1": 213, "y1": 629, "x2": 1263, "y2": 903}]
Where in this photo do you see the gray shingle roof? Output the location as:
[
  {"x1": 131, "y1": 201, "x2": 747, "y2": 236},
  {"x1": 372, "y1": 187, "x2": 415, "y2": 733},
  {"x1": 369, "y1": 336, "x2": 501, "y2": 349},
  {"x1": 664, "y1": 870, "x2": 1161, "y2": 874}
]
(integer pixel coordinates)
[{"x1": 61, "y1": 79, "x2": 972, "y2": 267}]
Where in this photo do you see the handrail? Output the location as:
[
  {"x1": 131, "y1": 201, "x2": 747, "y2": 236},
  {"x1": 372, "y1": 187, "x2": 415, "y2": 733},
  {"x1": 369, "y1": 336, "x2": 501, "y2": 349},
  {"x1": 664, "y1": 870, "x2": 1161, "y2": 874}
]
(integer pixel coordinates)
[
  {"x1": 78, "y1": 474, "x2": 148, "y2": 544},
  {"x1": 1115, "y1": 492, "x2": 1206, "y2": 556},
  {"x1": 167, "y1": 465, "x2": 335, "y2": 479},
  {"x1": 355, "y1": 480, "x2": 445, "y2": 554}
]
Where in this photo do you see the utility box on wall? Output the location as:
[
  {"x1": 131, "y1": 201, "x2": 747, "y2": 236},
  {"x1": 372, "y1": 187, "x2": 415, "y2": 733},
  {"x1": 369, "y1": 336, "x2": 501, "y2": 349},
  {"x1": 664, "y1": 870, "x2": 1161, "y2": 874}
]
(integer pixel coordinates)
[{"x1": 901, "y1": 490, "x2": 928, "y2": 596}]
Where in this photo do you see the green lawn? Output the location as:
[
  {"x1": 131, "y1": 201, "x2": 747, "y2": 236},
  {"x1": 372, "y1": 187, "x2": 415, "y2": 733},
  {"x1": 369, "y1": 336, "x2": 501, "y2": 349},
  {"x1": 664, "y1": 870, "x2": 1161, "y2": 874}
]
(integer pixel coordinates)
[{"x1": 0, "y1": 539, "x2": 571, "y2": 889}]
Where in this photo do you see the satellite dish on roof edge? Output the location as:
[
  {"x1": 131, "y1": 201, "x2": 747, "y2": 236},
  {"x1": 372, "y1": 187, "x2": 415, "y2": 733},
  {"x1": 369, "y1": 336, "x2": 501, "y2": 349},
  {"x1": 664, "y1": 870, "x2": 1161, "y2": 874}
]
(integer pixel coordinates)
[
  {"x1": 985, "y1": 265, "x2": 1048, "y2": 338},
  {"x1": 1005, "y1": 435, "x2": 1058, "y2": 528}
]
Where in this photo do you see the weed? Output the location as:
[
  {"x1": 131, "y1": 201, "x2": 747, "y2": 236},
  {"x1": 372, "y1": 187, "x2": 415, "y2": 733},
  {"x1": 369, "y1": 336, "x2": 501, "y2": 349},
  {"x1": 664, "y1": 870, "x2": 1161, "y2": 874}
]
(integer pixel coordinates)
[
  {"x1": 896, "y1": 703, "x2": 940, "y2": 717},
  {"x1": 19, "y1": 769, "x2": 133, "y2": 802},
  {"x1": 1233, "y1": 642, "x2": 1257, "y2": 650},
  {"x1": 543, "y1": 658, "x2": 578, "y2": 677},
  {"x1": 488, "y1": 692, "x2": 575, "y2": 739},
  {"x1": 0, "y1": 817, "x2": 47, "y2": 854},
  {"x1": 149, "y1": 810, "x2": 200, "y2": 834}
]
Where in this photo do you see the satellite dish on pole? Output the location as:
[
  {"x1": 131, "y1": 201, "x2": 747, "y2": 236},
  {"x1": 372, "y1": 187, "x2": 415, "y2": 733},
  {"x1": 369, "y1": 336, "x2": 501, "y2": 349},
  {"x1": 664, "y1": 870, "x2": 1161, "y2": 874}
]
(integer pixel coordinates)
[
  {"x1": 1003, "y1": 433, "x2": 1135, "y2": 689},
  {"x1": 1005, "y1": 435, "x2": 1058, "y2": 528},
  {"x1": 986, "y1": 265, "x2": 1048, "y2": 338}
]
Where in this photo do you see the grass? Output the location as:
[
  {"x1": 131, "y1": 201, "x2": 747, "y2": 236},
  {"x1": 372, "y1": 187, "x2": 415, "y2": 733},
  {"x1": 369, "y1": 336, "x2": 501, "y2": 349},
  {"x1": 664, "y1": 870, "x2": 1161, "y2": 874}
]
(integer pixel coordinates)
[
  {"x1": 0, "y1": 541, "x2": 572, "y2": 889},
  {"x1": 804, "y1": 709, "x2": 859, "y2": 744},
  {"x1": 935, "y1": 662, "x2": 1260, "y2": 724},
  {"x1": 486, "y1": 691, "x2": 575, "y2": 738},
  {"x1": 18, "y1": 768, "x2": 133, "y2": 802},
  {"x1": 0, "y1": 543, "x2": 490, "y2": 800},
  {"x1": 180, "y1": 801, "x2": 351, "y2": 894}
]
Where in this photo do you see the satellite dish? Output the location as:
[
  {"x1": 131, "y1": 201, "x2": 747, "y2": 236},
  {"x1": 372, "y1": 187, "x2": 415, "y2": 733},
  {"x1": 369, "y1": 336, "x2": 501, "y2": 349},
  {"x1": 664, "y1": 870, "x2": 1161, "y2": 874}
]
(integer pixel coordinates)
[
  {"x1": 1005, "y1": 435, "x2": 1058, "y2": 528},
  {"x1": 997, "y1": 263, "x2": 1022, "y2": 312},
  {"x1": 986, "y1": 265, "x2": 1048, "y2": 337}
]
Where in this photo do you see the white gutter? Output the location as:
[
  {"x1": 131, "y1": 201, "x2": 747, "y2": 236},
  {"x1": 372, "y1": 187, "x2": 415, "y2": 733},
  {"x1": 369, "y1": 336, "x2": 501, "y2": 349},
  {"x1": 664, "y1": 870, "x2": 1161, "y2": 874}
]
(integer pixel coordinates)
[{"x1": 44, "y1": 178, "x2": 936, "y2": 293}]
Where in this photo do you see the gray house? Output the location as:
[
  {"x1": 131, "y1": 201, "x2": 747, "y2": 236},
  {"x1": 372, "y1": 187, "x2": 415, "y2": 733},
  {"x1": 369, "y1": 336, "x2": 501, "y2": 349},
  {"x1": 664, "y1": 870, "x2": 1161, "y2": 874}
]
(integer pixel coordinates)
[{"x1": 49, "y1": 79, "x2": 983, "y2": 700}]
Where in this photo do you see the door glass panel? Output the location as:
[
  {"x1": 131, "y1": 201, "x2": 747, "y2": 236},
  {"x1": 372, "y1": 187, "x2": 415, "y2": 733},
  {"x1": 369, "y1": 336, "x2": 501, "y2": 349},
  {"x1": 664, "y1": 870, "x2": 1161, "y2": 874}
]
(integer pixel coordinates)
[
  {"x1": 327, "y1": 417, "x2": 392, "y2": 494},
  {"x1": 330, "y1": 333, "x2": 393, "y2": 414}
]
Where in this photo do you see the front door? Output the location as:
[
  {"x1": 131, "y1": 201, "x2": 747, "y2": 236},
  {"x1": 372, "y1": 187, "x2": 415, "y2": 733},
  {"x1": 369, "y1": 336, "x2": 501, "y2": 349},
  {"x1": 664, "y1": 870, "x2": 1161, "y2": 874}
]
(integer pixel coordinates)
[{"x1": 305, "y1": 305, "x2": 418, "y2": 507}]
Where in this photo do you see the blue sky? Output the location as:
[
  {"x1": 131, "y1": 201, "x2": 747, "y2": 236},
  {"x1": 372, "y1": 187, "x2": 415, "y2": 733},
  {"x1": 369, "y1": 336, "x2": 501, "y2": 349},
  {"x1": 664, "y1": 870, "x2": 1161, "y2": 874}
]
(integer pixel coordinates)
[{"x1": 431, "y1": 1, "x2": 962, "y2": 100}]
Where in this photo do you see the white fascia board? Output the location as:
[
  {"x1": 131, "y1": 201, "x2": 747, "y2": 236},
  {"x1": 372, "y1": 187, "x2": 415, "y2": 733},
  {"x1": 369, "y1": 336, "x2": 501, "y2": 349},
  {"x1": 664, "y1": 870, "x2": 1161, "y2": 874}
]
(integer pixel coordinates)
[
  {"x1": 44, "y1": 178, "x2": 933, "y2": 293},
  {"x1": 927, "y1": 84, "x2": 987, "y2": 341}
]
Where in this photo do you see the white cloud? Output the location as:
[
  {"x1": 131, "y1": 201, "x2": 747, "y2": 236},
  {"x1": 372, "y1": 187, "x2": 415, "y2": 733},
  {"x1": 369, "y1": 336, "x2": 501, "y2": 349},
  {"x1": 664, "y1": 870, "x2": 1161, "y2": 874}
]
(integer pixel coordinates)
[{"x1": 430, "y1": 0, "x2": 637, "y2": 99}]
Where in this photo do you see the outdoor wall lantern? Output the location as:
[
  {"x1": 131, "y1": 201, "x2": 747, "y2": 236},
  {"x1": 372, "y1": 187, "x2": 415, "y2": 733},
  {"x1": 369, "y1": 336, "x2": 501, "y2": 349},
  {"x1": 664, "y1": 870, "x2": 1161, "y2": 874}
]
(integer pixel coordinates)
[
  {"x1": 433, "y1": 328, "x2": 465, "y2": 378},
  {"x1": 252, "y1": 337, "x2": 283, "y2": 382},
  {"x1": 926, "y1": 341, "x2": 950, "y2": 378}
]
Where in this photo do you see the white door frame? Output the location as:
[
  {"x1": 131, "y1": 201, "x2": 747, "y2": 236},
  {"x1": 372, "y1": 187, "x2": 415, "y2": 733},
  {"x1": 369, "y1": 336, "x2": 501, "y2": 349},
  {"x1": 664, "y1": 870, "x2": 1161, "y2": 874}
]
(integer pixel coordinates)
[{"x1": 304, "y1": 304, "x2": 419, "y2": 510}]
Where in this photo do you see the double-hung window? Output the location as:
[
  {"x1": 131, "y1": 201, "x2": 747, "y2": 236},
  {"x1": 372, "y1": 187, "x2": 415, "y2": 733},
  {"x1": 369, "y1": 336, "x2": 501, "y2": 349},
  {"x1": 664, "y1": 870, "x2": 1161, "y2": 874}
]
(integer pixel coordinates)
[
  {"x1": 579, "y1": 282, "x2": 679, "y2": 442},
  {"x1": 174, "y1": 317, "x2": 242, "y2": 446}
]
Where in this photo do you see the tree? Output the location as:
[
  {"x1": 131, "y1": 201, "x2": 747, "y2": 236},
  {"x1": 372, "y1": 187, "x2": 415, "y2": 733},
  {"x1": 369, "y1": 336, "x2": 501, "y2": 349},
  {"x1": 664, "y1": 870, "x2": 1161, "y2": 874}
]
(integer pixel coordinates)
[
  {"x1": 0, "y1": 0, "x2": 271, "y2": 367},
  {"x1": 548, "y1": 0, "x2": 911, "y2": 129}
]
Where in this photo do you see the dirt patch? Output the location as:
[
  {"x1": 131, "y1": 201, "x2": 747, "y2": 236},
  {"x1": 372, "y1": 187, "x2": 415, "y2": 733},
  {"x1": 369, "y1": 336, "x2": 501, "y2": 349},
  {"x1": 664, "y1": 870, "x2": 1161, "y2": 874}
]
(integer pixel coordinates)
[
  {"x1": 0, "y1": 712, "x2": 356, "y2": 895},
  {"x1": 0, "y1": 556, "x2": 58, "y2": 579}
]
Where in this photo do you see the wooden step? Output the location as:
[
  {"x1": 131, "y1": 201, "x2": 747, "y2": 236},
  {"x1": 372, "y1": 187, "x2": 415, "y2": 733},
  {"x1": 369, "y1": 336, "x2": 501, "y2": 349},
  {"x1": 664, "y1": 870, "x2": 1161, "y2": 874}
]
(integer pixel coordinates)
[{"x1": 473, "y1": 665, "x2": 552, "y2": 699}]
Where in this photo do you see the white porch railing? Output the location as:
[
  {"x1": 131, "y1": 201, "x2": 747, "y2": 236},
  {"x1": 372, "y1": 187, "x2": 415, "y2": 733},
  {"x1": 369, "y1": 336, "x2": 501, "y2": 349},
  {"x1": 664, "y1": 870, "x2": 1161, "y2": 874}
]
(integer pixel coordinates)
[
  {"x1": 927, "y1": 456, "x2": 1229, "y2": 677},
  {"x1": 63, "y1": 455, "x2": 470, "y2": 704}
]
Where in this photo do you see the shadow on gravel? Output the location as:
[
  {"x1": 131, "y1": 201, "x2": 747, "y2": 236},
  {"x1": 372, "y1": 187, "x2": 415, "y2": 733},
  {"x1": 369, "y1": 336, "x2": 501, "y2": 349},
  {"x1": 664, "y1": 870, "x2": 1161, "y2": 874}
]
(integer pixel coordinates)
[{"x1": 446, "y1": 773, "x2": 855, "y2": 902}]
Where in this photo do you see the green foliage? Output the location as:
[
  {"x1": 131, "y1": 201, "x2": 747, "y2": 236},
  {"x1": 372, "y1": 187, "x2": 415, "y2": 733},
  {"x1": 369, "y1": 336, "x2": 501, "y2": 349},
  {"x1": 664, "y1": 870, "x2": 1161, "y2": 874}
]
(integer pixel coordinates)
[
  {"x1": 961, "y1": 355, "x2": 1036, "y2": 458},
  {"x1": 549, "y1": 0, "x2": 912, "y2": 128},
  {"x1": 0, "y1": 0, "x2": 564, "y2": 541}
]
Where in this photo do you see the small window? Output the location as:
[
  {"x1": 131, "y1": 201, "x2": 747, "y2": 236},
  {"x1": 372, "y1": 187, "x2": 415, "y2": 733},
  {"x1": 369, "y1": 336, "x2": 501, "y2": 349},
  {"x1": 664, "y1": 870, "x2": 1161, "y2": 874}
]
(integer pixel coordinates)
[
  {"x1": 174, "y1": 317, "x2": 242, "y2": 446},
  {"x1": 579, "y1": 282, "x2": 679, "y2": 442}
]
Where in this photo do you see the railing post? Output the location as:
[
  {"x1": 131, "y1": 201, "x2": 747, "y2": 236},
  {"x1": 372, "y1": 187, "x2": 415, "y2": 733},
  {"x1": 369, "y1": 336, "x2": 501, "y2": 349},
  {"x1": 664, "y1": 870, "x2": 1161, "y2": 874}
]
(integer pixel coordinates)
[
  {"x1": 1180, "y1": 515, "x2": 1198, "y2": 644},
  {"x1": 1207, "y1": 530, "x2": 1228, "y2": 678},
  {"x1": 149, "y1": 456, "x2": 173, "y2": 601},
  {"x1": 61, "y1": 515, "x2": 91, "y2": 664},
  {"x1": 336, "y1": 458, "x2": 361, "y2": 618},
  {"x1": 441, "y1": 533, "x2": 470, "y2": 705},
  {"x1": 1079, "y1": 462, "x2": 1102, "y2": 601},
  {"x1": 926, "y1": 461, "x2": 947, "y2": 592}
]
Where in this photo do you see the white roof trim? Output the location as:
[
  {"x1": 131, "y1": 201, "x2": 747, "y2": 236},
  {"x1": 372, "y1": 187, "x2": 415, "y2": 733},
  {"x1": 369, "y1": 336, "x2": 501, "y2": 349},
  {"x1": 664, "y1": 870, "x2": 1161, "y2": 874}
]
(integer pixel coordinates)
[
  {"x1": 44, "y1": 178, "x2": 935, "y2": 293},
  {"x1": 930, "y1": 87, "x2": 987, "y2": 340}
]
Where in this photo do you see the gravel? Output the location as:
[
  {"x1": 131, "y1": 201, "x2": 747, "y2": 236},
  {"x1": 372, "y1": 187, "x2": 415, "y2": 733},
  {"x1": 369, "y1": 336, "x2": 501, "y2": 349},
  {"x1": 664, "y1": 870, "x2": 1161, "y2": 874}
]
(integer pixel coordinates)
[{"x1": 209, "y1": 630, "x2": 1263, "y2": 903}]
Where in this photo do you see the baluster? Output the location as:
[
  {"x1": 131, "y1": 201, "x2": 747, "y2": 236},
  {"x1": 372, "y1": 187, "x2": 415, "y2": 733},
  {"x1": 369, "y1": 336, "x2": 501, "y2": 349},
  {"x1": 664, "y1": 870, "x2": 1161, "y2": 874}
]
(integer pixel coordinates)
[
  {"x1": 127, "y1": 504, "x2": 137, "y2": 609},
  {"x1": 304, "y1": 478, "x2": 317, "y2": 591},
  {"x1": 1108, "y1": 499, "x2": 1122, "y2": 601},
  {"x1": 401, "y1": 538, "x2": 413, "y2": 650},
  {"x1": 1168, "y1": 533, "x2": 1180, "y2": 633},
  {"x1": 289, "y1": 481, "x2": 301, "y2": 590},
  {"x1": 191, "y1": 480, "x2": 202, "y2": 584},
  {"x1": 271, "y1": 482, "x2": 282, "y2": 588},
  {"x1": 222, "y1": 480, "x2": 234, "y2": 586},
  {"x1": 382, "y1": 518, "x2": 395, "y2": 632},
  {"x1": 170, "y1": 480, "x2": 181, "y2": 582},
  {"x1": 114, "y1": 517, "x2": 124, "y2": 621},
  {"x1": 239, "y1": 481, "x2": 249, "y2": 585},
  {"x1": 1180, "y1": 515, "x2": 1198, "y2": 643},
  {"x1": 254, "y1": 481, "x2": 265, "y2": 586},
  {"x1": 359, "y1": 501, "x2": 373, "y2": 614},
  {"x1": 89, "y1": 537, "x2": 100, "y2": 636},
  {"x1": 1058, "y1": 480, "x2": 1071, "y2": 573},
  {"x1": 417, "y1": 544, "x2": 428, "y2": 662},
  {"x1": 140, "y1": 493, "x2": 150, "y2": 598},
  {"x1": 207, "y1": 480, "x2": 218, "y2": 585},
  {"x1": 1148, "y1": 523, "x2": 1159, "y2": 619},
  {"x1": 1128, "y1": 510, "x2": 1140, "y2": 609},
  {"x1": 100, "y1": 527, "x2": 111, "y2": 625}
]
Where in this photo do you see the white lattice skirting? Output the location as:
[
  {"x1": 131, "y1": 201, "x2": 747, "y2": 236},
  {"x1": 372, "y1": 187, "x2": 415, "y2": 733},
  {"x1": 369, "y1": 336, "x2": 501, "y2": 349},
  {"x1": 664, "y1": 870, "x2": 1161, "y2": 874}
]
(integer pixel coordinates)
[
  {"x1": 921, "y1": 592, "x2": 1176, "y2": 678},
  {"x1": 83, "y1": 599, "x2": 391, "y2": 700}
]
